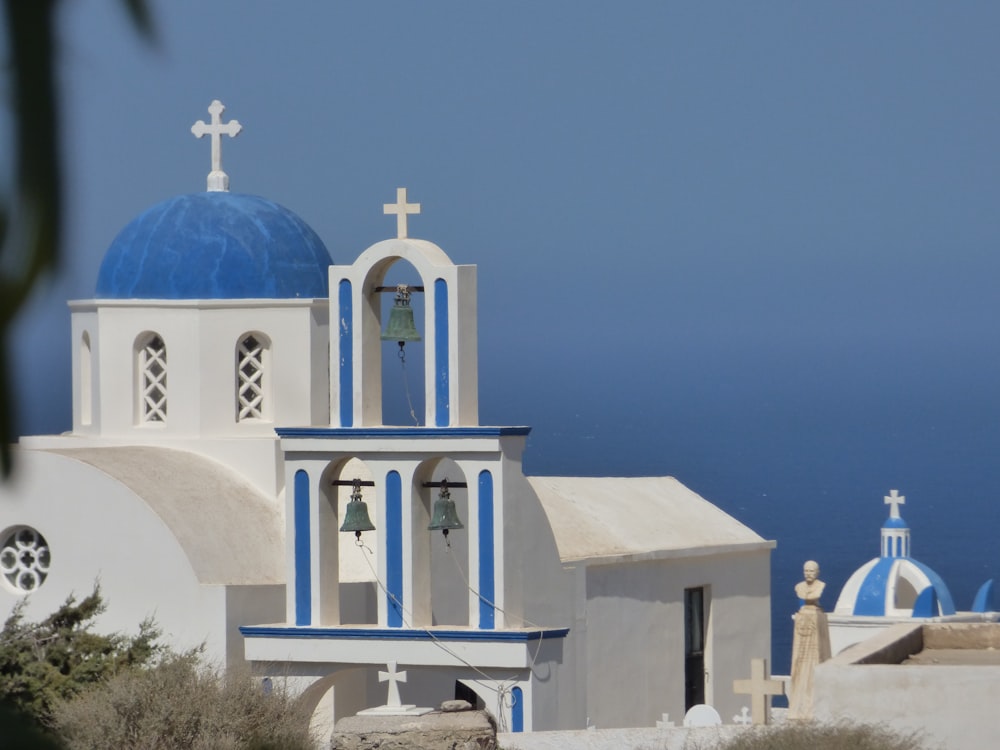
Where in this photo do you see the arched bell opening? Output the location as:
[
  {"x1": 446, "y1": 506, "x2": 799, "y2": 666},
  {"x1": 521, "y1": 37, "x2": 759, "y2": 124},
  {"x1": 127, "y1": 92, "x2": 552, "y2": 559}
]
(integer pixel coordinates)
[
  {"x1": 323, "y1": 458, "x2": 379, "y2": 625},
  {"x1": 412, "y1": 458, "x2": 470, "y2": 628},
  {"x1": 365, "y1": 257, "x2": 426, "y2": 426}
]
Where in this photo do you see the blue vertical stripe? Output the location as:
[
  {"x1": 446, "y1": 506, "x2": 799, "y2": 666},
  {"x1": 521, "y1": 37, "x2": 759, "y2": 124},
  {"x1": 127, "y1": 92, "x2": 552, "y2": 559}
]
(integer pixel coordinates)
[
  {"x1": 338, "y1": 279, "x2": 353, "y2": 427},
  {"x1": 511, "y1": 687, "x2": 524, "y2": 732},
  {"x1": 386, "y1": 471, "x2": 404, "y2": 627},
  {"x1": 478, "y1": 470, "x2": 495, "y2": 629},
  {"x1": 294, "y1": 470, "x2": 311, "y2": 625},
  {"x1": 434, "y1": 278, "x2": 449, "y2": 426}
]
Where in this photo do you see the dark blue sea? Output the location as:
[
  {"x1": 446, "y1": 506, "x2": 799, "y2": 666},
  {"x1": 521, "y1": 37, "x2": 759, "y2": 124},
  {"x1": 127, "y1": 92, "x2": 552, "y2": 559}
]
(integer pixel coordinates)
[{"x1": 471, "y1": 345, "x2": 1000, "y2": 679}]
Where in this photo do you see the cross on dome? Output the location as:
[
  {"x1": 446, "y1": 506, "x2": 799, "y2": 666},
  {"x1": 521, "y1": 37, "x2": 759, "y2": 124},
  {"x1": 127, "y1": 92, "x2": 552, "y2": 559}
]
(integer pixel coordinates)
[
  {"x1": 884, "y1": 489, "x2": 905, "y2": 519},
  {"x1": 378, "y1": 661, "x2": 407, "y2": 707},
  {"x1": 191, "y1": 100, "x2": 242, "y2": 192},
  {"x1": 383, "y1": 187, "x2": 421, "y2": 239}
]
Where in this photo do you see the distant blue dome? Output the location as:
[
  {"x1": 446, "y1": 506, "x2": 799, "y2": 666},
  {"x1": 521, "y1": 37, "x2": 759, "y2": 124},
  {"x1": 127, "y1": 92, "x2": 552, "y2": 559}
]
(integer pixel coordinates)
[{"x1": 96, "y1": 192, "x2": 332, "y2": 299}]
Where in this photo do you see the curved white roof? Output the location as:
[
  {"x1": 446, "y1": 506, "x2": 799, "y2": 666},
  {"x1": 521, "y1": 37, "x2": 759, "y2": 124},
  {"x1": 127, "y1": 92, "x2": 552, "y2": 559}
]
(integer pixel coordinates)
[
  {"x1": 51, "y1": 446, "x2": 284, "y2": 585},
  {"x1": 527, "y1": 476, "x2": 771, "y2": 564}
]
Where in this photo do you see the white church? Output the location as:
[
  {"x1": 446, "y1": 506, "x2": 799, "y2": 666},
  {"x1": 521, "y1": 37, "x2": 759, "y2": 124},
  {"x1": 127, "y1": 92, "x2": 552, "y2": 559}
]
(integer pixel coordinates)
[{"x1": 0, "y1": 101, "x2": 774, "y2": 734}]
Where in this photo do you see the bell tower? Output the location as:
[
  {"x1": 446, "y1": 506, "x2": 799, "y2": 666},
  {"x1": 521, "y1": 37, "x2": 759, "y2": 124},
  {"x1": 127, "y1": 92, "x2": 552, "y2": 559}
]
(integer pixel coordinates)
[{"x1": 329, "y1": 187, "x2": 478, "y2": 427}]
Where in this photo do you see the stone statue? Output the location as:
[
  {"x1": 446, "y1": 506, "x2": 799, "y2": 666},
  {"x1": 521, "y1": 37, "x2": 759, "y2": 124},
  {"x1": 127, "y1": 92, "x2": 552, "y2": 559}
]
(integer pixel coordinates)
[{"x1": 788, "y1": 560, "x2": 832, "y2": 720}]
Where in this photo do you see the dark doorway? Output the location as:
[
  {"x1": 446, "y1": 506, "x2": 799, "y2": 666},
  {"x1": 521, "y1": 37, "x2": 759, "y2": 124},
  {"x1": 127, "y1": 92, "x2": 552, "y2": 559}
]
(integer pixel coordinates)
[
  {"x1": 454, "y1": 680, "x2": 483, "y2": 709},
  {"x1": 684, "y1": 586, "x2": 706, "y2": 709}
]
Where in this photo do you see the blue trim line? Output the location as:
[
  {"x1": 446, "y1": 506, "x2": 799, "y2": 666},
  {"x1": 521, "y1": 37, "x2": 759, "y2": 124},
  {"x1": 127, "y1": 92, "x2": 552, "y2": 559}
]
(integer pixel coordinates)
[
  {"x1": 478, "y1": 470, "x2": 495, "y2": 629},
  {"x1": 338, "y1": 279, "x2": 353, "y2": 427},
  {"x1": 293, "y1": 470, "x2": 311, "y2": 625},
  {"x1": 434, "y1": 278, "x2": 449, "y2": 427},
  {"x1": 277, "y1": 426, "x2": 531, "y2": 438},
  {"x1": 386, "y1": 471, "x2": 404, "y2": 628},
  {"x1": 239, "y1": 626, "x2": 570, "y2": 642},
  {"x1": 511, "y1": 687, "x2": 524, "y2": 732}
]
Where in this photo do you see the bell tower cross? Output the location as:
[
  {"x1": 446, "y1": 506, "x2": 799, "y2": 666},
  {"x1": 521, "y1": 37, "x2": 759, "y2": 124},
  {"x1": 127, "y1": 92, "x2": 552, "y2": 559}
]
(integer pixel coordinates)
[{"x1": 191, "y1": 100, "x2": 242, "y2": 192}]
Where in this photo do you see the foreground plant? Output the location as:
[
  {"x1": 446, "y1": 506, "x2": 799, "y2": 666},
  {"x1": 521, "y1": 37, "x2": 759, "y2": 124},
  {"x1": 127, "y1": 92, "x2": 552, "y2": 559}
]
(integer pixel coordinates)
[{"x1": 715, "y1": 721, "x2": 932, "y2": 750}]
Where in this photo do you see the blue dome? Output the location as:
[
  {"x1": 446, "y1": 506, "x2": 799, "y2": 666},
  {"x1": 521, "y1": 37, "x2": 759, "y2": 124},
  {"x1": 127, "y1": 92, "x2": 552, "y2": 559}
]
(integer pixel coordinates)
[
  {"x1": 882, "y1": 516, "x2": 908, "y2": 529},
  {"x1": 96, "y1": 192, "x2": 332, "y2": 299}
]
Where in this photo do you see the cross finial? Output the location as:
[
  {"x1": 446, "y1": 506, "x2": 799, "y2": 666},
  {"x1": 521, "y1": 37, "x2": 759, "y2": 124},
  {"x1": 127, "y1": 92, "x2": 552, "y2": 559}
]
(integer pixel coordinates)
[
  {"x1": 378, "y1": 661, "x2": 407, "y2": 707},
  {"x1": 884, "y1": 489, "x2": 905, "y2": 519},
  {"x1": 732, "y1": 657, "x2": 784, "y2": 725},
  {"x1": 383, "y1": 187, "x2": 421, "y2": 238},
  {"x1": 191, "y1": 100, "x2": 242, "y2": 192}
]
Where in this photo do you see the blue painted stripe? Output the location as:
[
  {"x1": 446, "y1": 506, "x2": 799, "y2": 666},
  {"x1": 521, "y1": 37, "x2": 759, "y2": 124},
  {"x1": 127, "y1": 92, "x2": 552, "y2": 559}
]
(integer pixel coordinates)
[
  {"x1": 338, "y1": 279, "x2": 353, "y2": 427},
  {"x1": 478, "y1": 470, "x2": 495, "y2": 629},
  {"x1": 277, "y1": 426, "x2": 532, "y2": 438},
  {"x1": 294, "y1": 470, "x2": 311, "y2": 626},
  {"x1": 511, "y1": 687, "x2": 524, "y2": 732},
  {"x1": 853, "y1": 557, "x2": 894, "y2": 616},
  {"x1": 239, "y1": 626, "x2": 570, "y2": 641},
  {"x1": 386, "y1": 471, "x2": 404, "y2": 627},
  {"x1": 910, "y1": 559, "x2": 957, "y2": 615},
  {"x1": 434, "y1": 278, "x2": 449, "y2": 426}
]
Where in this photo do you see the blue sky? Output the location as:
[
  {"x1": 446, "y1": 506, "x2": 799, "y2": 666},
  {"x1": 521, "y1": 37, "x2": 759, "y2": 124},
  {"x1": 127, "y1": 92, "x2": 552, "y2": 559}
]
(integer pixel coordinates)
[{"x1": 7, "y1": 2, "x2": 1000, "y2": 519}]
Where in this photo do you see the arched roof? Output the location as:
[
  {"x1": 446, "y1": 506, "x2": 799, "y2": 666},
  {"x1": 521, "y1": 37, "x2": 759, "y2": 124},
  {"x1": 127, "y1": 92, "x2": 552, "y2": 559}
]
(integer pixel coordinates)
[
  {"x1": 52, "y1": 446, "x2": 284, "y2": 585},
  {"x1": 96, "y1": 192, "x2": 332, "y2": 299}
]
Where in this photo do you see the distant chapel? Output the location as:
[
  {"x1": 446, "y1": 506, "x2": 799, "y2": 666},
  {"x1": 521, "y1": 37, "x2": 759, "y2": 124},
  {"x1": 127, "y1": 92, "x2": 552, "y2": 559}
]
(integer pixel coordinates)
[{"x1": 0, "y1": 101, "x2": 773, "y2": 735}]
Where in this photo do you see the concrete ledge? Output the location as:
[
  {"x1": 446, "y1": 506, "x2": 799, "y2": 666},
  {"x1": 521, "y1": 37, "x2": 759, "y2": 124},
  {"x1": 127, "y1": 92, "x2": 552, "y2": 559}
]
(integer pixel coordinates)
[
  {"x1": 827, "y1": 622, "x2": 922, "y2": 665},
  {"x1": 331, "y1": 710, "x2": 496, "y2": 749},
  {"x1": 923, "y1": 622, "x2": 1000, "y2": 649}
]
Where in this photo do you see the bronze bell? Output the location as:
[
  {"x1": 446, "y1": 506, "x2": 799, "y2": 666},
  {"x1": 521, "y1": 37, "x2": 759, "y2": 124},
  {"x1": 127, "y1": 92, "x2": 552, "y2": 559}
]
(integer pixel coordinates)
[
  {"x1": 340, "y1": 480, "x2": 375, "y2": 539},
  {"x1": 381, "y1": 285, "x2": 422, "y2": 345},
  {"x1": 428, "y1": 482, "x2": 464, "y2": 537}
]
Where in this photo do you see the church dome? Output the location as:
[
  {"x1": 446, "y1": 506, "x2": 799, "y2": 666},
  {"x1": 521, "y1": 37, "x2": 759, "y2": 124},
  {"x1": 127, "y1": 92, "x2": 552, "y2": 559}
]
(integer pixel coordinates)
[
  {"x1": 833, "y1": 490, "x2": 956, "y2": 618},
  {"x1": 96, "y1": 192, "x2": 332, "y2": 299}
]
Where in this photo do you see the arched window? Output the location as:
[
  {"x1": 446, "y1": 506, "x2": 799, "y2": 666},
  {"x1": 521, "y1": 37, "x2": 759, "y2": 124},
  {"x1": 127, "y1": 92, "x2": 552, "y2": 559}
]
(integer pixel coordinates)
[
  {"x1": 138, "y1": 333, "x2": 167, "y2": 423},
  {"x1": 236, "y1": 333, "x2": 268, "y2": 421}
]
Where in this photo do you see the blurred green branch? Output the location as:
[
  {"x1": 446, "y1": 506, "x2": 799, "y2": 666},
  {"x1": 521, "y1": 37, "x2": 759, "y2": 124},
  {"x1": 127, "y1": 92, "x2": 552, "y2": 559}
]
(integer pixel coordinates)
[{"x1": 0, "y1": 0, "x2": 152, "y2": 476}]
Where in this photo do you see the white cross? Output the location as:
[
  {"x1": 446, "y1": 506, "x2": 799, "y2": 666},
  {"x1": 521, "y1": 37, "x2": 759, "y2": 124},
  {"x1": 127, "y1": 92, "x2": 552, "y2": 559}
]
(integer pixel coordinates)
[
  {"x1": 655, "y1": 713, "x2": 675, "y2": 729},
  {"x1": 379, "y1": 661, "x2": 407, "y2": 707},
  {"x1": 885, "y1": 489, "x2": 905, "y2": 519},
  {"x1": 733, "y1": 706, "x2": 752, "y2": 726},
  {"x1": 383, "y1": 187, "x2": 421, "y2": 239},
  {"x1": 191, "y1": 100, "x2": 242, "y2": 192},
  {"x1": 733, "y1": 658, "x2": 784, "y2": 726}
]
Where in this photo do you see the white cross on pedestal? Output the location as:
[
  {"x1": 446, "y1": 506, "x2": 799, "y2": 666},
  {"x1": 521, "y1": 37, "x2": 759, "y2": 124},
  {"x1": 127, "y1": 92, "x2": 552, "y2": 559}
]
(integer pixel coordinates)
[
  {"x1": 383, "y1": 187, "x2": 421, "y2": 239},
  {"x1": 191, "y1": 100, "x2": 242, "y2": 192},
  {"x1": 733, "y1": 658, "x2": 784, "y2": 726},
  {"x1": 885, "y1": 489, "x2": 905, "y2": 519},
  {"x1": 379, "y1": 661, "x2": 407, "y2": 707}
]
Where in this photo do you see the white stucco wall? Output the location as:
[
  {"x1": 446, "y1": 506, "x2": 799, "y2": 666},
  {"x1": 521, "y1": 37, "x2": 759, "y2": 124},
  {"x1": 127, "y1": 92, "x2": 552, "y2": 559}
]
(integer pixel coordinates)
[
  {"x1": 580, "y1": 550, "x2": 771, "y2": 729},
  {"x1": 0, "y1": 448, "x2": 284, "y2": 666},
  {"x1": 814, "y1": 662, "x2": 1000, "y2": 750}
]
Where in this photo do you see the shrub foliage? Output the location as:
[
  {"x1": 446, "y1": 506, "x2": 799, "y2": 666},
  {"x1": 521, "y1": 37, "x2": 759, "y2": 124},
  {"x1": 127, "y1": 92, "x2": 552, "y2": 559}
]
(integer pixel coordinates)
[
  {"x1": 52, "y1": 651, "x2": 314, "y2": 750},
  {"x1": 0, "y1": 586, "x2": 158, "y2": 725},
  {"x1": 716, "y1": 721, "x2": 932, "y2": 750}
]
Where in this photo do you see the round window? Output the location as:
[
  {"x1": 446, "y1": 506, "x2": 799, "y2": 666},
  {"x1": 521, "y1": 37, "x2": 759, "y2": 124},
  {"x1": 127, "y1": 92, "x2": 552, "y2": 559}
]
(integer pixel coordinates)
[{"x1": 0, "y1": 526, "x2": 51, "y2": 592}]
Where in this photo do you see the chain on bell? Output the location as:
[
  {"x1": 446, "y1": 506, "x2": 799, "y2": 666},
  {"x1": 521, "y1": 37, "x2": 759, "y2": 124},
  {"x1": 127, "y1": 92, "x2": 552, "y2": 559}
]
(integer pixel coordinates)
[
  {"x1": 340, "y1": 479, "x2": 375, "y2": 539},
  {"x1": 428, "y1": 480, "x2": 464, "y2": 537},
  {"x1": 381, "y1": 284, "x2": 422, "y2": 345}
]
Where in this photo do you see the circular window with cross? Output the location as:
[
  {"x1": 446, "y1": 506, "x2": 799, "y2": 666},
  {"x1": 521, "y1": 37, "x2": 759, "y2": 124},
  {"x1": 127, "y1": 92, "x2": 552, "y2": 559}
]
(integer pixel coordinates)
[{"x1": 0, "y1": 526, "x2": 51, "y2": 593}]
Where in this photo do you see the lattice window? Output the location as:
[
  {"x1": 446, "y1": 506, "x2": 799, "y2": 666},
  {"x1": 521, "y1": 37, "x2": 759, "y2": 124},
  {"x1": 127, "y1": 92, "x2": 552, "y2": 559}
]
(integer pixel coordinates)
[
  {"x1": 237, "y1": 334, "x2": 265, "y2": 420},
  {"x1": 140, "y1": 334, "x2": 167, "y2": 422},
  {"x1": 0, "y1": 527, "x2": 50, "y2": 592}
]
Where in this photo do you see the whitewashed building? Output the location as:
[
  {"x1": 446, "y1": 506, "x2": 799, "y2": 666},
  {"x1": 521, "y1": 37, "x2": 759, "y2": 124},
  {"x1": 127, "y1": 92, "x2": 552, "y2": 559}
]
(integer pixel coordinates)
[{"x1": 0, "y1": 102, "x2": 773, "y2": 734}]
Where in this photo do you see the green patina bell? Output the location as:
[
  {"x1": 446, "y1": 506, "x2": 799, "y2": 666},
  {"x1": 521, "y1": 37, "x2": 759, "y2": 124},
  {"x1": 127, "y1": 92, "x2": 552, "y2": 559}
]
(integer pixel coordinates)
[
  {"x1": 428, "y1": 483, "x2": 464, "y2": 537},
  {"x1": 381, "y1": 285, "x2": 421, "y2": 344},
  {"x1": 340, "y1": 481, "x2": 375, "y2": 539}
]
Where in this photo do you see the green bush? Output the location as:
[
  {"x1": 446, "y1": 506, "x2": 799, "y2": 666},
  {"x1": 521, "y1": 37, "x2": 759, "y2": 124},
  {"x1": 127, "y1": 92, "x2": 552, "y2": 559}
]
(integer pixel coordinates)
[
  {"x1": 715, "y1": 721, "x2": 932, "y2": 750},
  {"x1": 52, "y1": 650, "x2": 314, "y2": 750},
  {"x1": 0, "y1": 586, "x2": 159, "y2": 725}
]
